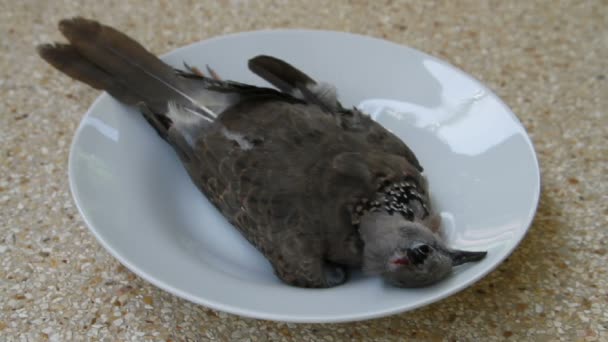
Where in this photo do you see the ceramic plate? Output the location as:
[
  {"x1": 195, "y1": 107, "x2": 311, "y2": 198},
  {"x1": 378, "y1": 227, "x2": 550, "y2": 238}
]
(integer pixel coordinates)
[{"x1": 68, "y1": 30, "x2": 540, "y2": 323}]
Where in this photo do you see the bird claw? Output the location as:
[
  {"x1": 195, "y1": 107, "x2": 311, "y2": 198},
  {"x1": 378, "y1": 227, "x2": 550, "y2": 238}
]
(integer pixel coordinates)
[
  {"x1": 182, "y1": 62, "x2": 221, "y2": 80},
  {"x1": 183, "y1": 62, "x2": 204, "y2": 77},
  {"x1": 206, "y1": 65, "x2": 221, "y2": 80}
]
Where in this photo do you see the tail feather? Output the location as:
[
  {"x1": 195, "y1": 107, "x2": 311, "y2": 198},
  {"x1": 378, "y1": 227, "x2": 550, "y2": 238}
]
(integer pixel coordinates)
[
  {"x1": 39, "y1": 17, "x2": 215, "y2": 120},
  {"x1": 37, "y1": 43, "x2": 141, "y2": 105},
  {"x1": 57, "y1": 17, "x2": 172, "y2": 86}
]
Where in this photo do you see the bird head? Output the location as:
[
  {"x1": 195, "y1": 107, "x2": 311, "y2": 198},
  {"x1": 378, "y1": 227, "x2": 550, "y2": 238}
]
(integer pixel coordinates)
[{"x1": 359, "y1": 213, "x2": 487, "y2": 287}]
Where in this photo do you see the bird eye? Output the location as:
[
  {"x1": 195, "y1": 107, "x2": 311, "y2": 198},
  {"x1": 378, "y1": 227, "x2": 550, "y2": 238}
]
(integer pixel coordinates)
[
  {"x1": 407, "y1": 244, "x2": 433, "y2": 265},
  {"x1": 417, "y1": 244, "x2": 432, "y2": 255}
]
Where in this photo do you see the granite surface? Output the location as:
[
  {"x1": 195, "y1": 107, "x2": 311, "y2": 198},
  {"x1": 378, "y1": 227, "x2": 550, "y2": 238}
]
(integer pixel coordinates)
[{"x1": 1, "y1": 0, "x2": 606, "y2": 341}]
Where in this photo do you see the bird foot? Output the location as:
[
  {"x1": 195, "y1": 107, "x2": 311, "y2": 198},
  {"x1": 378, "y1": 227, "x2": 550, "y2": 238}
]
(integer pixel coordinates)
[
  {"x1": 206, "y1": 65, "x2": 221, "y2": 80},
  {"x1": 182, "y1": 63, "x2": 222, "y2": 80}
]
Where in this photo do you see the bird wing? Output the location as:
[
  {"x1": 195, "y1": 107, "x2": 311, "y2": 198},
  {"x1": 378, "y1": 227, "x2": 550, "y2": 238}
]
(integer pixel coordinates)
[
  {"x1": 247, "y1": 55, "x2": 423, "y2": 171},
  {"x1": 248, "y1": 55, "x2": 341, "y2": 112},
  {"x1": 186, "y1": 100, "x2": 378, "y2": 285}
]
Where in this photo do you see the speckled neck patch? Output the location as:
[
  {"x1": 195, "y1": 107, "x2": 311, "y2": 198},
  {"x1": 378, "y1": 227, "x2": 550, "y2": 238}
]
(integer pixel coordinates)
[{"x1": 350, "y1": 178, "x2": 429, "y2": 225}]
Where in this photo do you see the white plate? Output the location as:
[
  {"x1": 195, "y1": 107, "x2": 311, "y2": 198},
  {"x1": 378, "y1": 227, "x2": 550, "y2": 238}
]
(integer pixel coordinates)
[{"x1": 69, "y1": 30, "x2": 540, "y2": 323}]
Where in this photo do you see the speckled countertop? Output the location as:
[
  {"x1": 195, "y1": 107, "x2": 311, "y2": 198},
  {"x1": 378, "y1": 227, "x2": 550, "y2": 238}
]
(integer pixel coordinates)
[{"x1": 1, "y1": 0, "x2": 606, "y2": 341}]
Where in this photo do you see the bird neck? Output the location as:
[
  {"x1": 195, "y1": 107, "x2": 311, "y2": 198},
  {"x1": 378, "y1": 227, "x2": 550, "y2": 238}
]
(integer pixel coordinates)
[
  {"x1": 357, "y1": 211, "x2": 411, "y2": 275},
  {"x1": 357, "y1": 211, "x2": 408, "y2": 246},
  {"x1": 349, "y1": 177, "x2": 430, "y2": 227}
]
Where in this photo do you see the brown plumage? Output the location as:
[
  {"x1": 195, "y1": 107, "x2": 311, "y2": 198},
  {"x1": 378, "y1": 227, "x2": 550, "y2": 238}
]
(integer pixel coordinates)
[{"x1": 39, "y1": 18, "x2": 486, "y2": 288}]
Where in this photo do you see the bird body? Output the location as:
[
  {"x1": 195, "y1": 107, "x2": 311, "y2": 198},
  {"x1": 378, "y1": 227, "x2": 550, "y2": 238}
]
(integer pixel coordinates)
[
  {"x1": 39, "y1": 18, "x2": 486, "y2": 288},
  {"x1": 193, "y1": 99, "x2": 433, "y2": 286}
]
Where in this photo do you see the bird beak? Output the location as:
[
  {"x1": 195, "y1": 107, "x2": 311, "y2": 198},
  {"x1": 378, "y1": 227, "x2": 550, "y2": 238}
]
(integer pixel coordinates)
[{"x1": 450, "y1": 249, "x2": 488, "y2": 266}]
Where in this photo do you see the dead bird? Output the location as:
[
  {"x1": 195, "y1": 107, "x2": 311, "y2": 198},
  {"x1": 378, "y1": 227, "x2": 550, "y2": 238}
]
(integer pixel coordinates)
[{"x1": 38, "y1": 18, "x2": 487, "y2": 288}]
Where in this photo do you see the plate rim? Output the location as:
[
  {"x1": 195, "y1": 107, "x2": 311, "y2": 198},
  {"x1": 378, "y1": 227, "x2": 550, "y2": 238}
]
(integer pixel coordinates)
[{"x1": 67, "y1": 28, "x2": 541, "y2": 323}]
